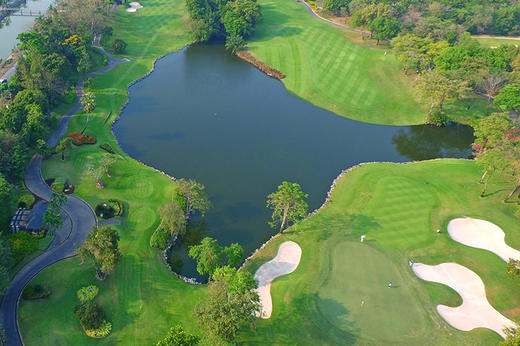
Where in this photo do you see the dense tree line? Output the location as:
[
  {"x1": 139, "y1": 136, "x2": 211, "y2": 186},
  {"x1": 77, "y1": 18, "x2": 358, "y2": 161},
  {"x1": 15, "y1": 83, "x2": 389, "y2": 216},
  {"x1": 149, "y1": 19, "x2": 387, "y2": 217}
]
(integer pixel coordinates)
[
  {"x1": 322, "y1": 0, "x2": 520, "y2": 41},
  {"x1": 185, "y1": 0, "x2": 261, "y2": 52},
  {"x1": 0, "y1": 0, "x2": 111, "y2": 233}
]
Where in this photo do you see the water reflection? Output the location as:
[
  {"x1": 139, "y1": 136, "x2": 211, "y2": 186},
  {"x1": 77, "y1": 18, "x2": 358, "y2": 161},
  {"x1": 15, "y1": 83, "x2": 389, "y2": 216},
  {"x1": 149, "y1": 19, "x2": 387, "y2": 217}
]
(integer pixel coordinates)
[{"x1": 115, "y1": 44, "x2": 474, "y2": 279}]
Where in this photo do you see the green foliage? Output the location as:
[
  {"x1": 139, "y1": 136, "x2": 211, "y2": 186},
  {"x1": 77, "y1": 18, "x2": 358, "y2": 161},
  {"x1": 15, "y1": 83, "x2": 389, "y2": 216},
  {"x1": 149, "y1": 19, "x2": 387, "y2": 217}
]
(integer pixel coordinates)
[
  {"x1": 267, "y1": 181, "x2": 309, "y2": 233},
  {"x1": 80, "y1": 91, "x2": 96, "y2": 114},
  {"x1": 74, "y1": 300, "x2": 105, "y2": 331},
  {"x1": 77, "y1": 285, "x2": 99, "y2": 303},
  {"x1": 22, "y1": 284, "x2": 51, "y2": 300},
  {"x1": 185, "y1": 0, "x2": 260, "y2": 52},
  {"x1": 194, "y1": 267, "x2": 259, "y2": 342},
  {"x1": 17, "y1": 194, "x2": 35, "y2": 209},
  {"x1": 322, "y1": 0, "x2": 350, "y2": 14},
  {"x1": 150, "y1": 228, "x2": 170, "y2": 249},
  {"x1": 107, "y1": 199, "x2": 124, "y2": 216},
  {"x1": 43, "y1": 192, "x2": 67, "y2": 233},
  {"x1": 157, "y1": 202, "x2": 186, "y2": 239},
  {"x1": 189, "y1": 237, "x2": 222, "y2": 278},
  {"x1": 8, "y1": 232, "x2": 38, "y2": 265},
  {"x1": 77, "y1": 226, "x2": 121, "y2": 278},
  {"x1": 189, "y1": 237, "x2": 245, "y2": 278},
  {"x1": 111, "y1": 38, "x2": 127, "y2": 54},
  {"x1": 51, "y1": 181, "x2": 65, "y2": 193},
  {"x1": 500, "y1": 321, "x2": 520, "y2": 346},
  {"x1": 222, "y1": 242, "x2": 243, "y2": 268},
  {"x1": 367, "y1": 17, "x2": 401, "y2": 44},
  {"x1": 428, "y1": 111, "x2": 449, "y2": 127},
  {"x1": 176, "y1": 179, "x2": 211, "y2": 221},
  {"x1": 156, "y1": 325, "x2": 200, "y2": 346},
  {"x1": 495, "y1": 85, "x2": 520, "y2": 112},
  {"x1": 507, "y1": 259, "x2": 520, "y2": 278},
  {"x1": 85, "y1": 320, "x2": 112, "y2": 338}
]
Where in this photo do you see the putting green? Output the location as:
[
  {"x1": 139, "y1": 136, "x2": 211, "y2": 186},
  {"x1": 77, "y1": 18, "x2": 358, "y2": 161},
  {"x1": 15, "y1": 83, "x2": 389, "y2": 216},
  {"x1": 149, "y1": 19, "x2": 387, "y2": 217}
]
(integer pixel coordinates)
[{"x1": 318, "y1": 241, "x2": 427, "y2": 342}]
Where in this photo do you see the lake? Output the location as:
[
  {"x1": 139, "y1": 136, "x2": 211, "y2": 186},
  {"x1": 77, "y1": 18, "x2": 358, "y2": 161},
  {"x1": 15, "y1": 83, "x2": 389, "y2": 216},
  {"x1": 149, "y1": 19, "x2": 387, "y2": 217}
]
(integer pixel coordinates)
[{"x1": 114, "y1": 44, "x2": 474, "y2": 280}]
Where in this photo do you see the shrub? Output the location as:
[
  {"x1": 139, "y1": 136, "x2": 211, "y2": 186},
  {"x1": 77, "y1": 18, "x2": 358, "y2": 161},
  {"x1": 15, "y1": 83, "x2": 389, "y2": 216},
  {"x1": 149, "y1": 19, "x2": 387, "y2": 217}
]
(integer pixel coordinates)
[
  {"x1": 8, "y1": 232, "x2": 38, "y2": 265},
  {"x1": 18, "y1": 194, "x2": 35, "y2": 209},
  {"x1": 63, "y1": 181, "x2": 75, "y2": 194},
  {"x1": 51, "y1": 181, "x2": 65, "y2": 193},
  {"x1": 107, "y1": 199, "x2": 124, "y2": 216},
  {"x1": 22, "y1": 284, "x2": 51, "y2": 300},
  {"x1": 100, "y1": 143, "x2": 115, "y2": 154},
  {"x1": 508, "y1": 259, "x2": 520, "y2": 278},
  {"x1": 68, "y1": 132, "x2": 96, "y2": 146},
  {"x1": 74, "y1": 300, "x2": 105, "y2": 331},
  {"x1": 150, "y1": 228, "x2": 169, "y2": 249},
  {"x1": 86, "y1": 320, "x2": 112, "y2": 338},
  {"x1": 95, "y1": 203, "x2": 115, "y2": 219},
  {"x1": 427, "y1": 111, "x2": 449, "y2": 127},
  {"x1": 111, "y1": 38, "x2": 127, "y2": 54},
  {"x1": 77, "y1": 285, "x2": 99, "y2": 303}
]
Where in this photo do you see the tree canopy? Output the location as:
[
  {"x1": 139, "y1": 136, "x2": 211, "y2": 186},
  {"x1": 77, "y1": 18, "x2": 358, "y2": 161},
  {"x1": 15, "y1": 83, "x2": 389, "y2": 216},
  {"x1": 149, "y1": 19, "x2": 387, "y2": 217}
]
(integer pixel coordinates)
[
  {"x1": 78, "y1": 226, "x2": 121, "y2": 279},
  {"x1": 267, "y1": 181, "x2": 309, "y2": 233}
]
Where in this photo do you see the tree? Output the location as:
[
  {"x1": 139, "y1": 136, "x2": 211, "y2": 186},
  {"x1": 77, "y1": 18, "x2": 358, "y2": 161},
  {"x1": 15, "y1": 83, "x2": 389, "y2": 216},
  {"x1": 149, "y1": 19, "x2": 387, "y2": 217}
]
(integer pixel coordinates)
[
  {"x1": 416, "y1": 70, "x2": 470, "y2": 120},
  {"x1": 55, "y1": 137, "x2": 73, "y2": 160},
  {"x1": 502, "y1": 145, "x2": 520, "y2": 203},
  {"x1": 111, "y1": 38, "x2": 127, "y2": 54},
  {"x1": 100, "y1": 153, "x2": 116, "y2": 178},
  {"x1": 479, "y1": 73, "x2": 508, "y2": 103},
  {"x1": 175, "y1": 179, "x2": 211, "y2": 221},
  {"x1": 189, "y1": 237, "x2": 244, "y2": 278},
  {"x1": 194, "y1": 267, "x2": 259, "y2": 343},
  {"x1": 500, "y1": 320, "x2": 520, "y2": 346},
  {"x1": 81, "y1": 91, "x2": 96, "y2": 114},
  {"x1": 477, "y1": 149, "x2": 506, "y2": 197},
  {"x1": 0, "y1": 239, "x2": 11, "y2": 295},
  {"x1": 0, "y1": 175, "x2": 13, "y2": 228},
  {"x1": 156, "y1": 325, "x2": 200, "y2": 346},
  {"x1": 367, "y1": 17, "x2": 401, "y2": 45},
  {"x1": 42, "y1": 193, "x2": 67, "y2": 234},
  {"x1": 222, "y1": 242, "x2": 243, "y2": 268},
  {"x1": 495, "y1": 84, "x2": 520, "y2": 112},
  {"x1": 188, "y1": 237, "x2": 222, "y2": 279},
  {"x1": 78, "y1": 226, "x2": 121, "y2": 279},
  {"x1": 266, "y1": 182, "x2": 308, "y2": 234},
  {"x1": 74, "y1": 300, "x2": 105, "y2": 331},
  {"x1": 158, "y1": 202, "x2": 187, "y2": 237}
]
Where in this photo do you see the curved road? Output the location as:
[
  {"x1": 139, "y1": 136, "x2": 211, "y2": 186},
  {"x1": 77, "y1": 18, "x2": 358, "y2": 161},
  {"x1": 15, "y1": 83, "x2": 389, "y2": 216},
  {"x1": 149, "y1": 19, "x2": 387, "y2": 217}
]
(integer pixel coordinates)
[{"x1": 0, "y1": 36, "x2": 124, "y2": 346}]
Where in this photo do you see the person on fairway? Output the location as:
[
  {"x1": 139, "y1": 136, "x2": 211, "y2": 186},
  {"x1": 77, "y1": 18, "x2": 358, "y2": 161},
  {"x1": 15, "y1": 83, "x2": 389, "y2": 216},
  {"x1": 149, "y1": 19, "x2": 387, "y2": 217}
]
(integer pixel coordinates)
[{"x1": 388, "y1": 282, "x2": 392, "y2": 288}]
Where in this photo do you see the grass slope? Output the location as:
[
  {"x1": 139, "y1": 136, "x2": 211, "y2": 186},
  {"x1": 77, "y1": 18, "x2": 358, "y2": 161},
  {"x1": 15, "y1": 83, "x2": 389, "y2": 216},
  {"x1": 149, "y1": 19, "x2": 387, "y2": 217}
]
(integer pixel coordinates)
[
  {"x1": 18, "y1": 0, "x2": 208, "y2": 344},
  {"x1": 246, "y1": 0, "x2": 425, "y2": 125},
  {"x1": 242, "y1": 159, "x2": 520, "y2": 345}
]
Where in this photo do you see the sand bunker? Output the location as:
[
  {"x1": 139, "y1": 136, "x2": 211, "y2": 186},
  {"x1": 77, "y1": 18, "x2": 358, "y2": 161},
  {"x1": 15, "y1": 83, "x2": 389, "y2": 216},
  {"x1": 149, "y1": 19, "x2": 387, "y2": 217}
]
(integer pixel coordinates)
[
  {"x1": 126, "y1": 2, "x2": 143, "y2": 12},
  {"x1": 413, "y1": 262, "x2": 515, "y2": 338},
  {"x1": 448, "y1": 218, "x2": 520, "y2": 262},
  {"x1": 254, "y1": 241, "x2": 302, "y2": 319}
]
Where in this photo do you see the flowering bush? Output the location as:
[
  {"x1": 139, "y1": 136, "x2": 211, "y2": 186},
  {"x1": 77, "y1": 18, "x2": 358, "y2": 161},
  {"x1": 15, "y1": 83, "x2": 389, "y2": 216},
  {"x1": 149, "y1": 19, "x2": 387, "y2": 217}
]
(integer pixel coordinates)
[
  {"x1": 68, "y1": 132, "x2": 96, "y2": 146},
  {"x1": 77, "y1": 285, "x2": 99, "y2": 303},
  {"x1": 86, "y1": 320, "x2": 112, "y2": 338}
]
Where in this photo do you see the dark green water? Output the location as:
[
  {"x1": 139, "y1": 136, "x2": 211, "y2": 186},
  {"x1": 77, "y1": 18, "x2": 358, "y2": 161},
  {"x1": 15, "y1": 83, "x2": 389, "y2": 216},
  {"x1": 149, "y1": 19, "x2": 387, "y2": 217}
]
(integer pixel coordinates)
[{"x1": 114, "y1": 44, "x2": 473, "y2": 280}]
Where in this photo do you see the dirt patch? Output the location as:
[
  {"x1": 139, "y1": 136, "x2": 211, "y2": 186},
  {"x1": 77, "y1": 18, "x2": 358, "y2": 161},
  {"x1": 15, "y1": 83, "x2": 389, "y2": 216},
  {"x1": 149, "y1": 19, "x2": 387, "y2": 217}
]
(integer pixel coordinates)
[{"x1": 236, "y1": 51, "x2": 285, "y2": 80}]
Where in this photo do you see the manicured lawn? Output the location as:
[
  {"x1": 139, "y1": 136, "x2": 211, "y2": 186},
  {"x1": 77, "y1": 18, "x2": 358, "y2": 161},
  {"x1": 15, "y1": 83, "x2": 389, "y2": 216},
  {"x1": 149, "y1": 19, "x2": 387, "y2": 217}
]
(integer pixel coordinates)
[
  {"x1": 242, "y1": 159, "x2": 520, "y2": 344},
  {"x1": 18, "y1": 0, "x2": 208, "y2": 344},
  {"x1": 246, "y1": 0, "x2": 425, "y2": 125}
]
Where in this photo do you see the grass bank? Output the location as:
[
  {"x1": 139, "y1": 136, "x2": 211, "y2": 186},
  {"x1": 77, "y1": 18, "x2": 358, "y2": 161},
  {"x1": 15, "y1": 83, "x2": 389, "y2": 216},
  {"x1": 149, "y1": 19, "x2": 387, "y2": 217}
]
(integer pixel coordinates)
[
  {"x1": 242, "y1": 159, "x2": 520, "y2": 344},
  {"x1": 18, "y1": 0, "x2": 209, "y2": 344}
]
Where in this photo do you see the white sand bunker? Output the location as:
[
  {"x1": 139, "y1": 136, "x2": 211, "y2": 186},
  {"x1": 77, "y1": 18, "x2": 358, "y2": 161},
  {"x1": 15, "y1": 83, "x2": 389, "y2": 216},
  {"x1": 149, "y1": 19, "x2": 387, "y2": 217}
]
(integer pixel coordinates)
[
  {"x1": 254, "y1": 241, "x2": 302, "y2": 319},
  {"x1": 126, "y1": 2, "x2": 143, "y2": 12},
  {"x1": 413, "y1": 262, "x2": 515, "y2": 338},
  {"x1": 448, "y1": 218, "x2": 520, "y2": 262}
]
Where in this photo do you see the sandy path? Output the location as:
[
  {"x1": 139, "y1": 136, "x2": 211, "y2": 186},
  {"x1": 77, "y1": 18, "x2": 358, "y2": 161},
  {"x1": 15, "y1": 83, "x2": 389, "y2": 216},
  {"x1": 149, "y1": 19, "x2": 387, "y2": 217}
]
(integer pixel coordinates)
[
  {"x1": 254, "y1": 241, "x2": 302, "y2": 319},
  {"x1": 413, "y1": 262, "x2": 515, "y2": 338},
  {"x1": 126, "y1": 2, "x2": 143, "y2": 12},
  {"x1": 448, "y1": 218, "x2": 520, "y2": 262}
]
